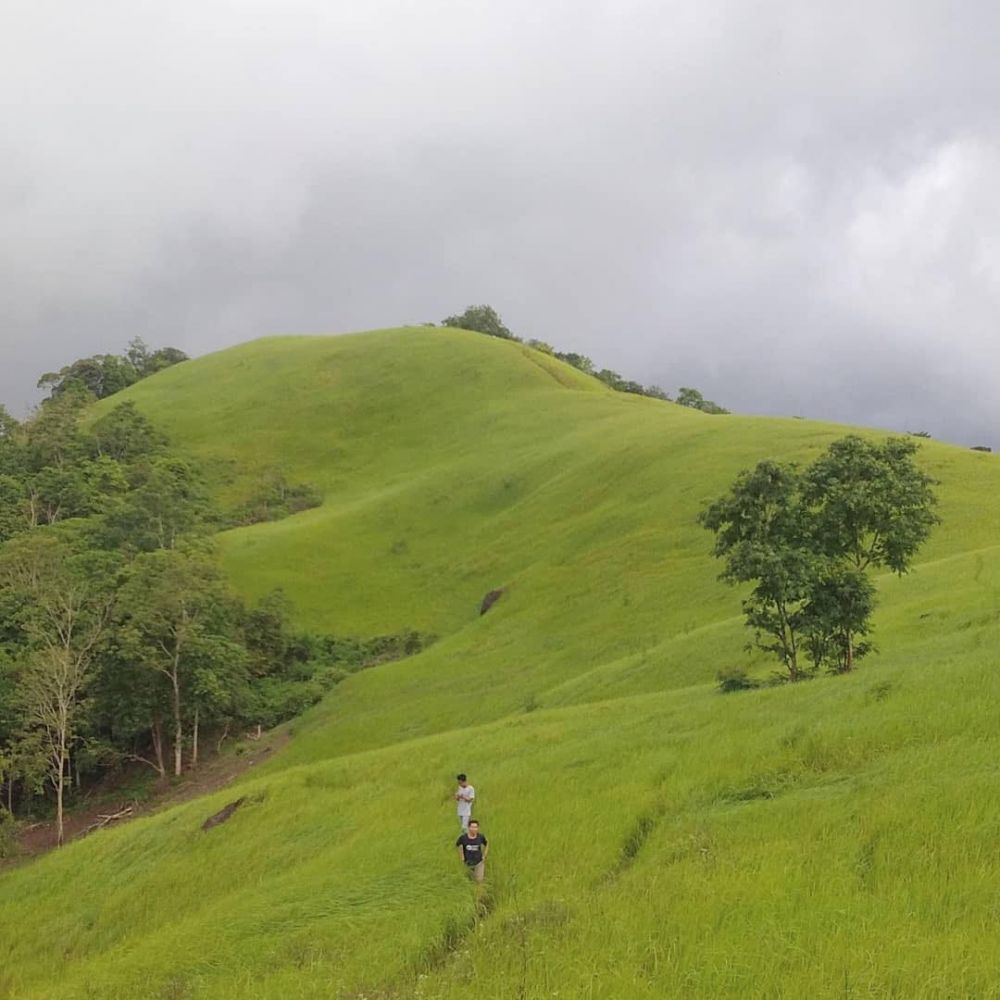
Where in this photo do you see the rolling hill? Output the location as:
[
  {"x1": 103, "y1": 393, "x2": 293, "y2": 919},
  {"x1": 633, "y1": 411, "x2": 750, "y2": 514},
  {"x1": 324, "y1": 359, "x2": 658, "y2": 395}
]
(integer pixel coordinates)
[{"x1": 1, "y1": 327, "x2": 998, "y2": 999}]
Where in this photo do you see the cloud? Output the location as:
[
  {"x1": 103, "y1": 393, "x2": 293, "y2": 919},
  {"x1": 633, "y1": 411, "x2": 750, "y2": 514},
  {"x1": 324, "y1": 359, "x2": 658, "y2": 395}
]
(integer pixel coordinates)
[{"x1": 1, "y1": 0, "x2": 998, "y2": 445}]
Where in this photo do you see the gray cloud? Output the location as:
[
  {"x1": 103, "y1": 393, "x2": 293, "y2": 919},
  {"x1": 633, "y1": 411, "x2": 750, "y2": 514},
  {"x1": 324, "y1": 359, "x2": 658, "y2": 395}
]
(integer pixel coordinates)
[{"x1": 2, "y1": 1, "x2": 999, "y2": 445}]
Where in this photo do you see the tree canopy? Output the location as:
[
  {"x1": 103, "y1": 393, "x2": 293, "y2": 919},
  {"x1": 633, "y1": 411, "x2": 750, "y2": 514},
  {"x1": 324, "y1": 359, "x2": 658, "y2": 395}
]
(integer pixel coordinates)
[
  {"x1": 0, "y1": 380, "x2": 430, "y2": 838},
  {"x1": 700, "y1": 436, "x2": 938, "y2": 680},
  {"x1": 37, "y1": 338, "x2": 188, "y2": 401},
  {"x1": 441, "y1": 304, "x2": 516, "y2": 340},
  {"x1": 677, "y1": 387, "x2": 729, "y2": 415}
]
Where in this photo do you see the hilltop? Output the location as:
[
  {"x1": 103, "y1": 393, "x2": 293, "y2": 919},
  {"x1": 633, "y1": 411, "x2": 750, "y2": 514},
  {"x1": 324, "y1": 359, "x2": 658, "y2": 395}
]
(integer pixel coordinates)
[{"x1": 1, "y1": 327, "x2": 998, "y2": 999}]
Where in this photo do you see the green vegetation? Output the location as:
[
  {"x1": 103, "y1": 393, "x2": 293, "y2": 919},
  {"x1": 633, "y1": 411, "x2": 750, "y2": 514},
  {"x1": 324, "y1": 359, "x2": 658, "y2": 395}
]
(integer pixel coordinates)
[
  {"x1": 700, "y1": 436, "x2": 938, "y2": 678},
  {"x1": 0, "y1": 389, "x2": 427, "y2": 842},
  {"x1": 444, "y1": 302, "x2": 717, "y2": 407},
  {"x1": 0, "y1": 327, "x2": 997, "y2": 998},
  {"x1": 676, "y1": 385, "x2": 729, "y2": 414},
  {"x1": 37, "y1": 338, "x2": 188, "y2": 401}
]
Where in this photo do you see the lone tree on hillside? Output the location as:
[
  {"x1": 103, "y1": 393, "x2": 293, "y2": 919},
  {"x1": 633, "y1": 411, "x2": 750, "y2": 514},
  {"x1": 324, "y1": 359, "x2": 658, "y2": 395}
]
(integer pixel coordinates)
[
  {"x1": 441, "y1": 305, "x2": 517, "y2": 341},
  {"x1": 699, "y1": 436, "x2": 938, "y2": 679}
]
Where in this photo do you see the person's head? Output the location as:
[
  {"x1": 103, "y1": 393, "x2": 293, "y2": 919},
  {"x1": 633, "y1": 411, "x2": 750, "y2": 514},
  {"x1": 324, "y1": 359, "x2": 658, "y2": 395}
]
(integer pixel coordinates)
[
  {"x1": 456, "y1": 773, "x2": 467, "y2": 786},
  {"x1": 468, "y1": 820, "x2": 479, "y2": 835}
]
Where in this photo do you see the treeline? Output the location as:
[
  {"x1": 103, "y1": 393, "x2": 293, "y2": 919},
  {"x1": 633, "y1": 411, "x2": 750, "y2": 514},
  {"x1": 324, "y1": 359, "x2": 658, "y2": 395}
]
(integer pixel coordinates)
[
  {"x1": 439, "y1": 304, "x2": 729, "y2": 414},
  {"x1": 37, "y1": 337, "x2": 188, "y2": 401},
  {"x1": 0, "y1": 384, "x2": 428, "y2": 847}
]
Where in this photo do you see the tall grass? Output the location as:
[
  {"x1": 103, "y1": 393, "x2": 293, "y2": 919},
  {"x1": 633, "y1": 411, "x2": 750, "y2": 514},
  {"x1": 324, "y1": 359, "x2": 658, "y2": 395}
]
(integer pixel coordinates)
[{"x1": 1, "y1": 329, "x2": 997, "y2": 998}]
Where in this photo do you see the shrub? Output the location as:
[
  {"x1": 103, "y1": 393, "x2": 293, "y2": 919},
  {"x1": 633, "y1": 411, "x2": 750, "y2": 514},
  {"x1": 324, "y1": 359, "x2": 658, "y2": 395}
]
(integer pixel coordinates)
[
  {"x1": 717, "y1": 666, "x2": 760, "y2": 693},
  {"x1": 0, "y1": 807, "x2": 17, "y2": 859},
  {"x1": 226, "y1": 474, "x2": 322, "y2": 526}
]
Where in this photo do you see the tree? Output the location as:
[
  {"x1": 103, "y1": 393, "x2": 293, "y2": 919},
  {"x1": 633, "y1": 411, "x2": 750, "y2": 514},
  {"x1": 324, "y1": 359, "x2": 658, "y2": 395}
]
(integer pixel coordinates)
[
  {"x1": 441, "y1": 305, "x2": 517, "y2": 341},
  {"x1": 91, "y1": 402, "x2": 166, "y2": 462},
  {"x1": 0, "y1": 475, "x2": 25, "y2": 543},
  {"x1": 801, "y1": 564, "x2": 876, "y2": 674},
  {"x1": 595, "y1": 369, "x2": 626, "y2": 390},
  {"x1": 125, "y1": 337, "x2": 152, "y2": 374},
  {"x1": 117, "y1": 547, "x2": 246, "y2": 776},
  {"x1": 701, "y1": 436, "x2": 939, "y2": 679},
  {"x1": 37, "y1": 343, "x2": 189, "y2": 402},
  {"x1": 644, "y1": 385, "x2": 671, "y2": 401},
  {"x1": 0, "y1": 535, "x2": 120, "y2": 844},
  {"x1": 0, "y1": 405, "x2": 21, "y2": 457},
  {"x1": 526, "y1": 339, "x2": 555, "y2": 355},
  {"x1": 98, "y1": 457, "x2": 211, "y2": 551},
  {"x1": 802, "y1": 435, "x2": 939, "y2": 575},
  {"x1": 145, "y1": 347, "x2": 189, "y2": 373},
  {"x1": 553, "y1": 352, "x2": 595, "y2": 374},
  {"x1": 801, "y1": 435, "x2": 938, "y2": 671},
  {"x1": 37, "y1": 355, "x2": 138, "y2": 401},
  {"x1": 677, "y1": 387, "x2": 729, "y2": 415},
  {"x1": 23, "y1": 389, "x2": 92, "y2": 471},
  {"x1": 699, "y1": 461, "x2": 814, "y2": 679}
]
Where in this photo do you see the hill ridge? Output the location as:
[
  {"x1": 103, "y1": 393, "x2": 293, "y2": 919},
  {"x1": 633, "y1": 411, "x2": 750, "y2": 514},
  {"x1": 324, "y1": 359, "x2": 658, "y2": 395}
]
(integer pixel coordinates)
[{"x1": 2, "y1": 327, "x2": 998, "y2": 999}]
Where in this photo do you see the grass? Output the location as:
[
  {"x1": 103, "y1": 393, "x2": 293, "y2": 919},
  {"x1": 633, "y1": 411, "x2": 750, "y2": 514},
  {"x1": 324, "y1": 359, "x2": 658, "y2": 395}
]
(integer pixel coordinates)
[{"x1": 1, "y1": 327, "x2": 998, "y2": 998}]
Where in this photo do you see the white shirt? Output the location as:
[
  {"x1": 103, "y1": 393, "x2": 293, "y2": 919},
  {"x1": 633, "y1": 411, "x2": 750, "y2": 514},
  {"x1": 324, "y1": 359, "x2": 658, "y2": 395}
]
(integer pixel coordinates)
[{"x1": 456, "y1": 784, "x2": 475, "y2": 816}]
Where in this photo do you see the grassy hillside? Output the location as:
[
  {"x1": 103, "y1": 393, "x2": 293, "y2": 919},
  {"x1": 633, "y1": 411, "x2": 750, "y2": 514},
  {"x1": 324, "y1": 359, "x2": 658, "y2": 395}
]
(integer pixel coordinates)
[{"x1": 1, "y1": 328, "x2": 998, "y2": 999}]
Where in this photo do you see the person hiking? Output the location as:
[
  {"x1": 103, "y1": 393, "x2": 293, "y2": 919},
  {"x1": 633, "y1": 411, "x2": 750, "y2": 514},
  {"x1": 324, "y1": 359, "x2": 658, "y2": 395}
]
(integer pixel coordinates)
[
  {"x1": 456, "y1": 819, "x2": 488, "y2": 882},
  {"x1": 454, "y1": 773, "x2": 475, "y2": 831}
]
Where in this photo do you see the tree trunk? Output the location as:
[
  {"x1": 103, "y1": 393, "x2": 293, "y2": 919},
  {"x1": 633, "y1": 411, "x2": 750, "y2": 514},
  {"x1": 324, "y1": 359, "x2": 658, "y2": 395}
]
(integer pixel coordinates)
[
  {"x1": 151, "y1": 718, "x2": 166, "y2": 777},
  {"x1": 172, "y1": 692, "x2": 183, "y2": 778},
  {"x1": 170, "y1": 638, "x2": 183, "y2": 777},
  {"x1": 55, "y1": 748, "x2": 67, "y2": 847},
  {"x1": 845, "y1": 632, "x2": 854, "y2": 673},
  {"x1": 191, "y1": 707, "x2": 199, "y2": 770},
  {"x1": 778, "y1": 603, "x2": 800, "y2": 680}
]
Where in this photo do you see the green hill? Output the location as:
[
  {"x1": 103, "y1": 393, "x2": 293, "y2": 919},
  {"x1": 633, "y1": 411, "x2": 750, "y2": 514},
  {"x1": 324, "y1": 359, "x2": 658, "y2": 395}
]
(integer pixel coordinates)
[{"x1": 1, "y1": 328, "x2": 998, "y2": 999}]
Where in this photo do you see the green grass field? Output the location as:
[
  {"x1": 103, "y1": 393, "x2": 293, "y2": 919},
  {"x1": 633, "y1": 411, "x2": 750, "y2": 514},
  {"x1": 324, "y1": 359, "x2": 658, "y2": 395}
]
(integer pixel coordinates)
[{"x1": 1, "y1": 328, "x2": 998, "y2": 998}]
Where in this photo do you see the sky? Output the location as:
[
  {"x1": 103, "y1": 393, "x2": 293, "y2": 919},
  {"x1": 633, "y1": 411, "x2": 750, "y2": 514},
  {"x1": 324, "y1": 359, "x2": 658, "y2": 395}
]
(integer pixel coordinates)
[{"x1": 3, "y1": 0, "x2": 999, "y2": 445}]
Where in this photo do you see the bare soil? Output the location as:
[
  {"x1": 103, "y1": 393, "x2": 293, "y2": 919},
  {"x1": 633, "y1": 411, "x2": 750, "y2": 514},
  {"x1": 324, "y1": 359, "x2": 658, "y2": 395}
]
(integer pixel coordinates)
[{"x1": 6, "y1": 728, "x2": 289, "y2": 867}]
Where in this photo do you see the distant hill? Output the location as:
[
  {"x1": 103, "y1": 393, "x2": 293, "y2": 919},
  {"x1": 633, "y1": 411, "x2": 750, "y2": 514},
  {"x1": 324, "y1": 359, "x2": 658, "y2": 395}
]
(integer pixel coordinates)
[{"x1": 2, "y1": 327, "x2": 998, "y2": 998}]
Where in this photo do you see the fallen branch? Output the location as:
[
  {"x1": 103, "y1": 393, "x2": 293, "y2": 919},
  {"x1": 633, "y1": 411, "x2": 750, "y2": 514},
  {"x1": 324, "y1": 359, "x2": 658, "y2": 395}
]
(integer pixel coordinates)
[{"x1": 85, "y1": 804, "x2": 135, "y2": 834}]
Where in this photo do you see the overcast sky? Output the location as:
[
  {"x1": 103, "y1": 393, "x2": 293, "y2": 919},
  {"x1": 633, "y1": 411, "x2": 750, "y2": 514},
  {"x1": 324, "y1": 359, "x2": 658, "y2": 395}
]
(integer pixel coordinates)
[{"x1": 3, "y1": 1, "x2": 999, "y2": 445}]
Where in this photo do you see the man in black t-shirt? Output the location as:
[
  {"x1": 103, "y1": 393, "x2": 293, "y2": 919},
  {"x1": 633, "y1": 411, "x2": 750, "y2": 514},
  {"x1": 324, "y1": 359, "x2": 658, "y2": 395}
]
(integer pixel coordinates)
[{"x1": 455, "y1": 819, "x2": 489, "y2": 882}]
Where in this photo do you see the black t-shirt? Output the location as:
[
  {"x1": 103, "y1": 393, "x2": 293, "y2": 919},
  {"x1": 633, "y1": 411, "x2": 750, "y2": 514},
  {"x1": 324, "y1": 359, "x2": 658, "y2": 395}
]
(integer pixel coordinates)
[{"x1": 456, "y1": 833, "x2": 488, "y2": 866}]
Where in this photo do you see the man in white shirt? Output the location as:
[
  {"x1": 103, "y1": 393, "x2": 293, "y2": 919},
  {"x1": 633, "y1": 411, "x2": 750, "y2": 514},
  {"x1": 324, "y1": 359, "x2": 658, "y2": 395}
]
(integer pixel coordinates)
[{"x1": 455, "y1": 773, "x2": 475, "y2": 831}]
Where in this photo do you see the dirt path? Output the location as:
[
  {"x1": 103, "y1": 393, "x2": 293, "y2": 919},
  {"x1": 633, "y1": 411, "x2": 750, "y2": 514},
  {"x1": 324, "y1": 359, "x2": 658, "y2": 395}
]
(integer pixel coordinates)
[{"x1": 6, "y1": 729, "x2": 289, "y2": 866}]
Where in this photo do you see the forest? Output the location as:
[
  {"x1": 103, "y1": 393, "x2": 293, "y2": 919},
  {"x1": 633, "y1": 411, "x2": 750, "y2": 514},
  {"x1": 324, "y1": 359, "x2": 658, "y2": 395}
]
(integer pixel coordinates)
[{"x1": 0, "y1": 342, "x2": 427, "y2": 848}]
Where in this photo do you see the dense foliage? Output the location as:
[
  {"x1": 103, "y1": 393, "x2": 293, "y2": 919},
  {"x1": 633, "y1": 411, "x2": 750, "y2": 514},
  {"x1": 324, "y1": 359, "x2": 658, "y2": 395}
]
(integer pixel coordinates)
[
  {"x1": 700, "y1": 435, "x2": 938, "y2": 681},
  {"x1": 0, "y1": 389, "x2": 429, "y2": 841},
  {"x1": 37, "y1": 337, "x2": 188, "y2": 401}
]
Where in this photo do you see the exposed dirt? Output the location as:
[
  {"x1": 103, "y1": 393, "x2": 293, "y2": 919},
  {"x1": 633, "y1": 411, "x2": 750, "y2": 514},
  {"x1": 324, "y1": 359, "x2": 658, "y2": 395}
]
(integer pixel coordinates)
[
  {"x1": 201, "y1": 797, "x2": 246, "y2": 831},
  {"x1": 480, "y1": 587, "x2": 505, "y2": 615},
  {"x1": 6, "y1": 728, "x2": 289, "y2": 867}
]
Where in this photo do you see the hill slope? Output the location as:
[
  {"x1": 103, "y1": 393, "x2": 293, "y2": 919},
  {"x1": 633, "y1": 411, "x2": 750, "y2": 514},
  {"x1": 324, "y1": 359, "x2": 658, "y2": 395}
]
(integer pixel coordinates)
[{"x1": 1, "y1": 328, "x2": 998, "y2": 999}]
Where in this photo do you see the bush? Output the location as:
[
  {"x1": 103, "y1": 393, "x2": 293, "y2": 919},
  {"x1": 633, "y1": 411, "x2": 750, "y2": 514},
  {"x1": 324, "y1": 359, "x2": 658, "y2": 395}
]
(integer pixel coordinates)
[
  {"x1": 0, "y1": 807, "x2": 17, "y2": 859},
  {"x1": 441, "y1": 305, "x2": 518, "y2": 341},
  {"x1": 226, "y1": 474, "x2": 323, "y2": 526},
  {"x1": 717, "y1": 666, "x2": 760, "y2": 693}
]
